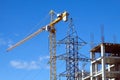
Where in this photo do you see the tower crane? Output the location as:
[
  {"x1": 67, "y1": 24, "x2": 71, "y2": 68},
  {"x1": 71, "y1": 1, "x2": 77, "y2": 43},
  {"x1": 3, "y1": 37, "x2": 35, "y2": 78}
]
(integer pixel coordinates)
[{"x1": 7, "y1": 10, "x2": 69, "y2": 80}]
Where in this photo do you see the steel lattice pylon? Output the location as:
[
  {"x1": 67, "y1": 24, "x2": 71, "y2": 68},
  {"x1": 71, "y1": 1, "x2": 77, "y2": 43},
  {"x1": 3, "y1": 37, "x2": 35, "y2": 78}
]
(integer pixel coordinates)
[
  {"x1": 57, "y1": 18, "x2": 89, "y2": 80},
  {"x1": 58, "y1": 34, "x2": 86, "y2": 80},
  {"x1": 66, "y1": 35, "x2": 79, "y2": 80}
]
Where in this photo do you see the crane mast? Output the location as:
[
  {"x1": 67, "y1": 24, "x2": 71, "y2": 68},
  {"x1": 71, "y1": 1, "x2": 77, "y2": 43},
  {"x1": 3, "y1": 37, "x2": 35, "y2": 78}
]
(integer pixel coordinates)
[
  {"x1": 7, "y1": 10, "x2": 69, "y2": 80},
  {"x1": 49, "y1": 10, "x2": 56, "y2": 80}
]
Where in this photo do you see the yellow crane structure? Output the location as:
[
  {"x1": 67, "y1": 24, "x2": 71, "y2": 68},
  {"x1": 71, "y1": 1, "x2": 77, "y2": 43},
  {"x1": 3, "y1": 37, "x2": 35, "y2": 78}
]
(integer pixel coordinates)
[{"x1": 7, "y1": 10, "x2": 69, "y2": 80}]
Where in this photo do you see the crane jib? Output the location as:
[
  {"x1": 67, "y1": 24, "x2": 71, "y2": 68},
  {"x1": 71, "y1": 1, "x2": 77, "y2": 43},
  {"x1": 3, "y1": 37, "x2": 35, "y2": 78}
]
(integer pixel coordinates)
[{"x1": 7, "y1": 11, "x2": 69, "y2": 52}]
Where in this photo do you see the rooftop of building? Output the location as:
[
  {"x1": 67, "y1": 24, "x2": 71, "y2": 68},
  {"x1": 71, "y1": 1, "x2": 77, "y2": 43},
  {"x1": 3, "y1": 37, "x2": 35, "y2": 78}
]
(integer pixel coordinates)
[{"x1": 90, "y1": 43, "x2": 120, "y2": 53}]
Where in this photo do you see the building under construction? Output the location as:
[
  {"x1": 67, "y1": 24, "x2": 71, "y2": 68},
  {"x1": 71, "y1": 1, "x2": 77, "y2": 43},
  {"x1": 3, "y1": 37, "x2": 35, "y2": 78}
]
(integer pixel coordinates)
[{"x1": 83, "y1": 43, "x2": 120, "y2": 80}]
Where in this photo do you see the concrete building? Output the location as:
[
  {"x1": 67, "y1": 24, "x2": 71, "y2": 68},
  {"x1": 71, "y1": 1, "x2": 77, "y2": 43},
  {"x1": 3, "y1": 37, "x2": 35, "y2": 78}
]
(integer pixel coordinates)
[{"x1": 83, "y1": 43, "x2": 120, "y2": 80}]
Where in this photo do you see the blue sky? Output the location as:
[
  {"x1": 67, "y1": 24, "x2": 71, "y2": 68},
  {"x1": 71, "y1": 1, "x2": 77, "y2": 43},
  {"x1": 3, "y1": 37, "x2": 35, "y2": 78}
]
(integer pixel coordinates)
[{"x1": 0, "y1": 0, "x2": 120, "y2": 80}]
